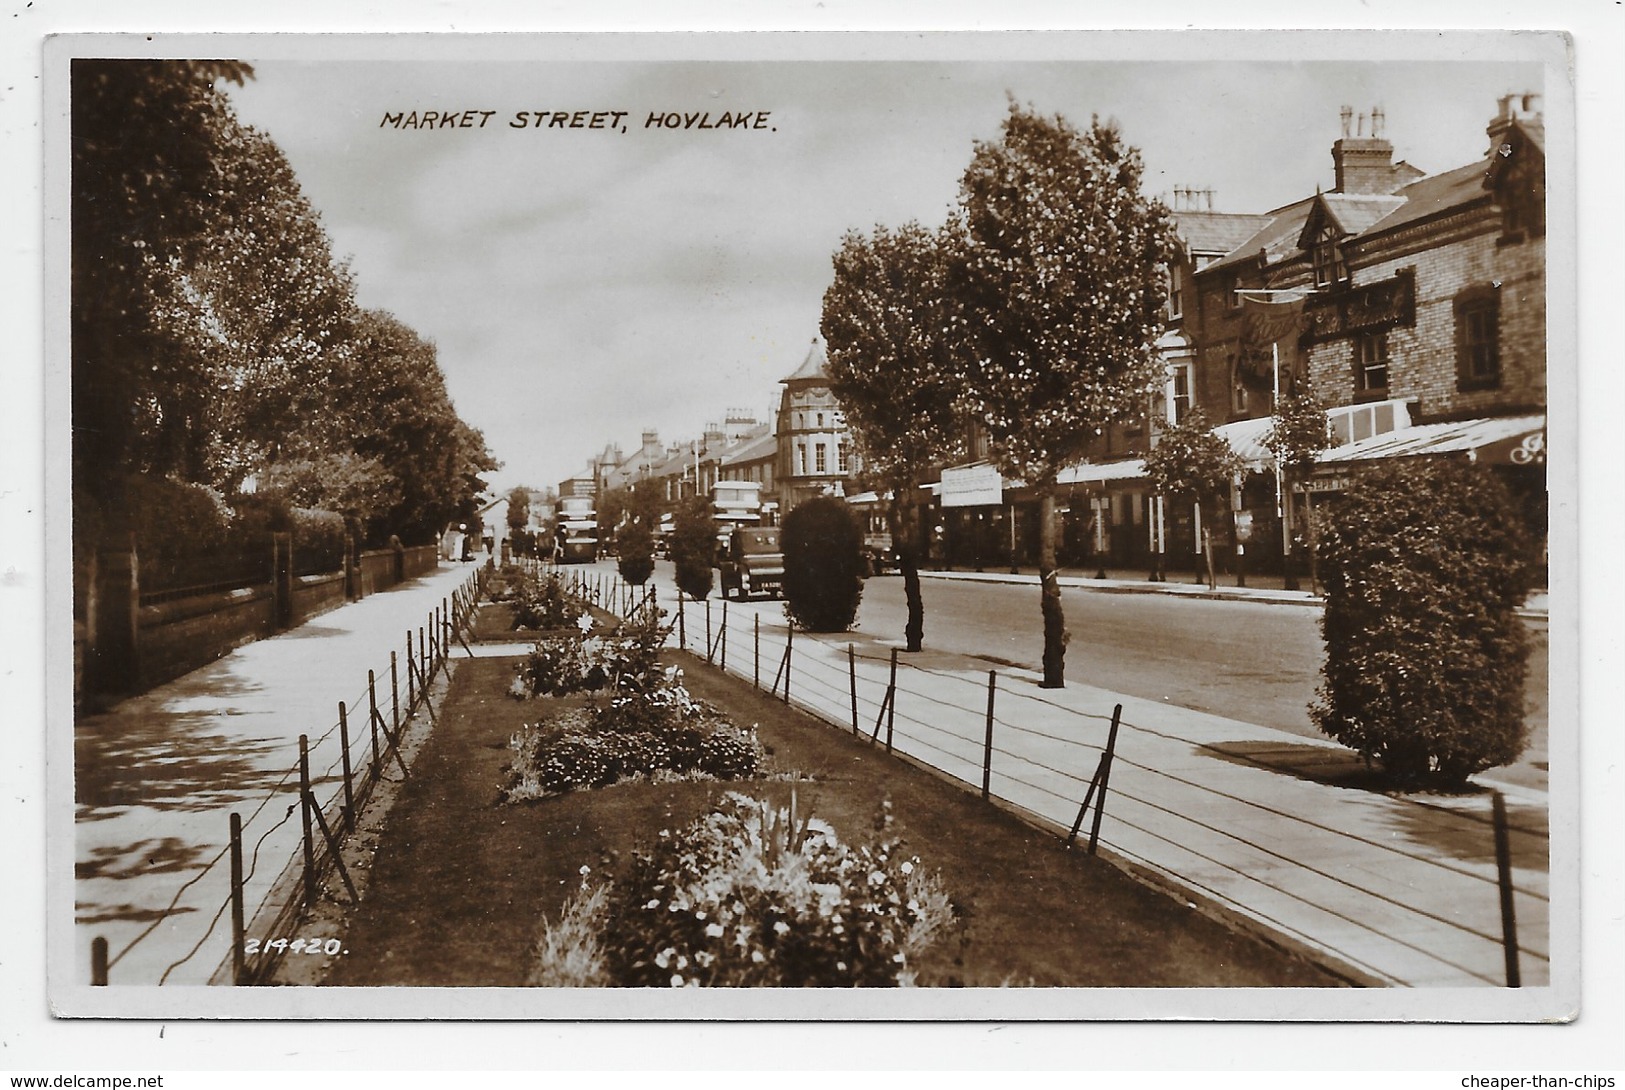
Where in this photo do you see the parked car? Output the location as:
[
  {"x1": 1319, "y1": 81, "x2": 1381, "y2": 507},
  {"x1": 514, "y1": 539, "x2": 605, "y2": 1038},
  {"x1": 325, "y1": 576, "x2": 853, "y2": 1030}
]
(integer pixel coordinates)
[{"x1": 717, "y1": 527, "x2": 784, "y2": 600}]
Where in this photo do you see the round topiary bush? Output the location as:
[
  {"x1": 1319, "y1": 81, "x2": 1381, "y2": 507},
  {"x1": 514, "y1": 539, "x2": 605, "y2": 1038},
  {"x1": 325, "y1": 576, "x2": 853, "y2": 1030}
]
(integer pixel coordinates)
[
  {"x1": 781, "y1": 495, "x2": 864, "y2": 632},
  {"x1": 1312, "y1": 459, "x2": 1535, "y2": 789},
  {"x1": 670, "y1": 496, "x2": 716, "y2": 601},
  {"x1": 617, "y1": 521, "x2": 656, "y2": 586}
]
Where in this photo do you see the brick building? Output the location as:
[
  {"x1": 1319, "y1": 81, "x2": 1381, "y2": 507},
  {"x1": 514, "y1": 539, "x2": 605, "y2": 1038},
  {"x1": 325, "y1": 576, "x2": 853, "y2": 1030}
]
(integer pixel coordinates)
[{"x1": 1174, "y1": 95, "x2": 1547, "y2": 579}]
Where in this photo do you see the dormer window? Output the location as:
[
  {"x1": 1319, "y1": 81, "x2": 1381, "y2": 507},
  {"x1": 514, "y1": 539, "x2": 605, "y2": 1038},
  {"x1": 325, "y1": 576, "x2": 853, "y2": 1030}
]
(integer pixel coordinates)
[{"x1": 1312, "y1": 224, "x2": 1348, "y2": 287}]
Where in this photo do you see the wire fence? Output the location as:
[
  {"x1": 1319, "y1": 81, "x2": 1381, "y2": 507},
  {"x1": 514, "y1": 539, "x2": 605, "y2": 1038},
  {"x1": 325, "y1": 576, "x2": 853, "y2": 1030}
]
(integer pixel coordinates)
[
  {"x1": 572, "y1": 568, "x2": 1548, "y2": 990},
  {"x1": 88, "y1": 562, "x2": 492, "y2": 988}
]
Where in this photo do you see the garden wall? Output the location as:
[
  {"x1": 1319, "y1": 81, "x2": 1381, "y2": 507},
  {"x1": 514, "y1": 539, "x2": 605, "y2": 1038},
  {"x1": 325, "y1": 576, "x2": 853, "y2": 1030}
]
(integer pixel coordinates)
[{"x1": 78, "y1": 543, "x2": 447, "y2": 703}]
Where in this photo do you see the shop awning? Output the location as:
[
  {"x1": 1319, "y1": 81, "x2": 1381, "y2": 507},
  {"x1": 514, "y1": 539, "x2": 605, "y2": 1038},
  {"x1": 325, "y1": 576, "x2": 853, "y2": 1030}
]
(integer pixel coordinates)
[
  {"x1": 1056, "y1": 458, "x2": 1148, "y2": 486},
  {"x1": 1213, "y1": 416, "x2": 1278, "y2": 471},
  {"x1": 1317, "y1": 413, "x2": 1545, "y2": 467}
]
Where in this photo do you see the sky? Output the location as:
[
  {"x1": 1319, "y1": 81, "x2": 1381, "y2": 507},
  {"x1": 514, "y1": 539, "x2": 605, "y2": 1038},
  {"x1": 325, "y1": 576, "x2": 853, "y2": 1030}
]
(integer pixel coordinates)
[{"x1": 222, "y1": 37, "x2": 1550, "y2": 495}]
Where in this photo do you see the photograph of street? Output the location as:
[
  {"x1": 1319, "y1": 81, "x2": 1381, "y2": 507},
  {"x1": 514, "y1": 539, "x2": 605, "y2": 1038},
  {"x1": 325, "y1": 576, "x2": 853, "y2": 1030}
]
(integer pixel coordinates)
[{"x1": 52, "y1": 31, "x2": 1569, "y2": 1020}]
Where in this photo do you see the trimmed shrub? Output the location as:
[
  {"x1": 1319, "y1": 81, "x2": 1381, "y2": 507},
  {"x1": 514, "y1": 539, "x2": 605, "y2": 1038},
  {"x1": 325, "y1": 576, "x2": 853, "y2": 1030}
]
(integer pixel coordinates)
[
  {"x1": 1312, "y1": 459, "x2": 1535, "y2": 789},
  {"x1": 617, "y1": 521, "x2": 656, "y2": 586},
  {"x1": 781, "y1": 496, "x2": 864, "y2": 631},
  {"x1": 669, "y1": 495, "x2": 716, "y2": 601}
]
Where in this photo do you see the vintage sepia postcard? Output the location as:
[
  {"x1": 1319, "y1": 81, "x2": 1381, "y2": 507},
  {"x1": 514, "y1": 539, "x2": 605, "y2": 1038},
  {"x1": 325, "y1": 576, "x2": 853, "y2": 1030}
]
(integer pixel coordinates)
[{"x1": 45, "y1": 28, "x2": 1577, "y2": 1023}]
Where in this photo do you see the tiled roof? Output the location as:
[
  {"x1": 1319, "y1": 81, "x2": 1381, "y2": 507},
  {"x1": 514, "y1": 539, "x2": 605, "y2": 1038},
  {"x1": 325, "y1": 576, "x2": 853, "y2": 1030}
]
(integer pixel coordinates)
[
  {"x1": 1319, "y1": 194, "x2": 1406, "y2": 236},
  {"x1": 1202, "y1": 196, "x2": 1319, "y2": 273},
  {"x1": 719, "y1": 429, "x2": 778, "y2": 466},
  {"x1": 1172, "y1": 210, "x2": 1274, "y2": 256},
  {"x1": 1361, "y1": 160, "x2": 1492, "y2": 237}
]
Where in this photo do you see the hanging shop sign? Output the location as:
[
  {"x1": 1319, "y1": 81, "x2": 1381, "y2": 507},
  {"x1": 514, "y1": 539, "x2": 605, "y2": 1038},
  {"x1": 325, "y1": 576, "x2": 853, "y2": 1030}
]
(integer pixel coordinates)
[
  {"x1": 1302, "y1": 269, "x2": 1416, "y2": 345},
  {"x1": 940, "y1": 464, "x2": 1005, "y2": 508}
]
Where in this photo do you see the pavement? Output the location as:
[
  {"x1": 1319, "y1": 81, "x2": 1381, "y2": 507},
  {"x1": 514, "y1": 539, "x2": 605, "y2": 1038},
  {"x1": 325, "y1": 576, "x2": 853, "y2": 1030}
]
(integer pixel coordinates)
[
  {"x1": 588, "y1": 558, "x2": 1552, "y2": 990},
  {"x1": 914, "y1": 563, "x2": 1551, "y2": 618},
  {"x1": 71, "y1": 561, "x2": 480, "y2": 987}
]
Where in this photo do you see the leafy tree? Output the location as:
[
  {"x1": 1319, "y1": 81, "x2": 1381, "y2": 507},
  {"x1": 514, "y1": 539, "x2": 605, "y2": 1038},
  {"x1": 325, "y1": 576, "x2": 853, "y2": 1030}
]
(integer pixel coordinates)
[
  {"x1": 507, "y1": 486, "x2": 532, "y2": 535},
  {"x1": 670, "y1": 495, "x2": 716, "y2": 601},
  {"x1": 1312, "y1": 460, "x2": 1534, "y2": 789},
  {"x1": 822, "y1": 221, "x2": 966, "y2": 652},
  {"x1": 617, "y1": 522, "x2": 657, "y2": 586},
  {"x1": 71, "y1": 60, "x2": 254, "y2": 532},
  {"x1": 334, "y1": 309, "x2": 497, "y2": 544},
  {"x1": 781, "y1": 497, "x2": 865, "y2": 632},
  {"x1": 1144, "y1": 409, "x2": 1243, "y2": 590},
  {"x1": 950, "y1": 102, "x2": 1178, "y2": 686},
  {"x1": 1263, "y1": 369, "x2": 1333, "y2": 590},
  {"x1": 615, "y1": 486, "x2": 662, "y2": 586}
]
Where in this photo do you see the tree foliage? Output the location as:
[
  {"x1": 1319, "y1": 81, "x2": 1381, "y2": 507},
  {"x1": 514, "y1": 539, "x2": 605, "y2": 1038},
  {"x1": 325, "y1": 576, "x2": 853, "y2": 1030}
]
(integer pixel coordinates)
[
  {"x1": 71, "y1": 60, "x2": 495, "y2": 552},
  {"x1": 949, "y1": 102, "x2": 1178, "y2": 686},
  {"x1": 1143, "y1": 408, "x2": 1242, "y2": 589},
  {"x1": 952, "y1": 103, "x2": 1178, "y2": 485},
  {"x1": 781, "y1": 497, "x2": 865, "y2": 632},
  {"x1": 507, "y1": 486, "x2": 532, "y2": 533},
  {"x1": 822, "y1": 220, "x2": 966, "y2": 652},
  {"x1": 1312, "y1": 460, "x2": 1534, "y2": 789},
  {"x1": 670, "y1": 496, "x2": 716, "y2": 601}
]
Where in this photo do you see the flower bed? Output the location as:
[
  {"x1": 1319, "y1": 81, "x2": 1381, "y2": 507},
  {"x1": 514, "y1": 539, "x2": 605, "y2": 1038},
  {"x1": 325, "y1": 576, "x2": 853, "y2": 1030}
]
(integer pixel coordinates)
[
  {"x1": 504, "y1": 668, "x2": 763, "y2": 800},
  {"x1": 532, "y1": 791, "x2": 955, "y2": 987},
  {"x1": 512, "y1": 572, "x2": 585, "y2": 631},
  {"x1": 509, "y1": 606, "x2": 669, "y2": 698}
]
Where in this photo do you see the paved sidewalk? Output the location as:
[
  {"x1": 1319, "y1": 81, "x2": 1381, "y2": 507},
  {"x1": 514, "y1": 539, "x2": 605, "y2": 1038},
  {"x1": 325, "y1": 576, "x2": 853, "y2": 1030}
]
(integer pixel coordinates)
[
  {"x1": 916, "y1": 565, "x2": 1551, "y2": 618},
  {"x1": 586, "y1": 559, "x2": 1550, "y2": 989},
  {"x1": 72, "y1": 562, "x2": 479, "y2": 986}
]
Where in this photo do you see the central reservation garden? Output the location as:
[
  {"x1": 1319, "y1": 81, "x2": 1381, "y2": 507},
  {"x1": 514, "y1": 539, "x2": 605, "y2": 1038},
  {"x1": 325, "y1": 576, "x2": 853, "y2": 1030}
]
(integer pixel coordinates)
[{"x1": 318, "y1": 564, "x2": 1346, "y2": 989}]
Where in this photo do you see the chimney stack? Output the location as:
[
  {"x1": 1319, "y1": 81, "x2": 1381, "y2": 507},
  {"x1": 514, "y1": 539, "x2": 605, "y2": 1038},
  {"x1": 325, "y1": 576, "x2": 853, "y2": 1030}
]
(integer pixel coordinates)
[
  {"x1": 1331, "y1": 104, "x2": 1398, "y2": 195},
  {"x1": 1488, "y1": 91, "x2": 1542, "y2": 147}
]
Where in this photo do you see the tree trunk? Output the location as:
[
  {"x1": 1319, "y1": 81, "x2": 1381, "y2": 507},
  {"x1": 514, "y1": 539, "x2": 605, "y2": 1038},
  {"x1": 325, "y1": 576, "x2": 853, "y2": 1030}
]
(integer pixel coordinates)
[
  {"x1": 1202, "y1": 512, "x2": 1218, "y2": 590},
  {"x1": 1038, "y1": 483, "x2": 1067, "y2": 689},
  {"x1": 891, "y1": 489, "x2": 925, "y2": 653}
]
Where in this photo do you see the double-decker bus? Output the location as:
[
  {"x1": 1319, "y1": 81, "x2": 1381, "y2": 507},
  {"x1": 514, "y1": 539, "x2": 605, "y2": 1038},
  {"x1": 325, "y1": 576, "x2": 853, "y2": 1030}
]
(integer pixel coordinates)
[{"x1": 555, "y1": 495, "x2": 599, "y2": 563}]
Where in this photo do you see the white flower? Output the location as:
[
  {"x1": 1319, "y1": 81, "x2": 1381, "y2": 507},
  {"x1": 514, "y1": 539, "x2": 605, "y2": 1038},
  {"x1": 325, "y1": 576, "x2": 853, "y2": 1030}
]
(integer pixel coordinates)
[
  {"x1": 577, "y1": 614, "x2": 594, "y2": 633},
  {"x1": 654, "y1": 950, "x2": 670, "y2": 969},
  {"x1": 706, "y1": 923, "x2": 725, "y2": 938},
  {"x1": 751, "y1": 950, "x2": 766, "y2": 963},
  {"x1": 900, "y1": 861, "x2": 914, "y2": 875},
  {"x1": 773, "y1": 921, "x2": 790, "y2": 935},
  {"x1": 670, "y1": 974, "x2": 684, "y2": 987},
  {"x1": 578, "y1": 864, "x2": 591, "y2": 876},
  {"x1": 645, "y1": 899, "x2": 661, "y2": 910}
]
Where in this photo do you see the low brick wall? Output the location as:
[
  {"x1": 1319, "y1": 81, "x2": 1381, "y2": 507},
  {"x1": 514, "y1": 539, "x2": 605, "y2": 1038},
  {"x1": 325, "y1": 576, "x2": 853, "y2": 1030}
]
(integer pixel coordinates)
[
  {"x1": 138, "y1": 585, "x2": 277, "y2": 689},
  {"x1": 291, "y1": 571, "x2": 346, "y2": 623},
  {"x1": 82, "y1": 544, "x2": 449, "y2": 703},
  {"x1": 403, "y1": 544, "x2": 439, "y2": 579}
]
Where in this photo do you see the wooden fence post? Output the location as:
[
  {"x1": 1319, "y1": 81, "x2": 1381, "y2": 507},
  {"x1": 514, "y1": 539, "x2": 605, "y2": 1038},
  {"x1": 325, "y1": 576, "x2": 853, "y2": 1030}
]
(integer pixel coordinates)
[
  {"x1": 91, "y1": 937, "x2": 108, "y2": 986},
  {"x1": 390, "y1": 652, "x2": 400, "y2": 735},
  {"x1": 1087, "y1": 704, "x2": 1123, "y2": 856},
  {"x1": 886, "y1": 647, "x2": 898, "y2": 753},
  {"x1": 299, "y1": 734, "x2": 316, "y2": 907},
  {"x1": 339, "y1": 700, "x2": 355, "y2": 832},
  {"x1": 1493, "y1": 791, "x2": 1522, "y2": 988},
  {"x1": 705, "y1": 599, "x2": 714, "y2": 664},
  {"x1": 753, "y1": 614, "x2": 760, "y2": 690},
  {"x1": 982, "y1": 671, "x2": 996, "y2": 801},
  {"x1": 848, "y1": 644, "x2": 859, "y2": 735},
  {"x1": 229, "y1": 811, "x2": 245, "y2": 985}
]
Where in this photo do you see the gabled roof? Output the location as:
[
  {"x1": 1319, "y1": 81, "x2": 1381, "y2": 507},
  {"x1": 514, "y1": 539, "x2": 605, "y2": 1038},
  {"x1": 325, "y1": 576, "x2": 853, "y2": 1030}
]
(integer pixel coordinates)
[
  {"x1": 1201, "y1": 195, "x2": 1319, "y2": 274},
  {"x1": 1171, "y1": 210, "x2": 1273, "y2": 256},
  {"x1": 782, "y1": 339, "x2": 830, "y2": 383},
  {"x1": 1296, "y1": 192, "x2": 1406, "y2": 249},
  {"x1": 1484, "y1": 117, "x2": 1545, "y2": 191}
]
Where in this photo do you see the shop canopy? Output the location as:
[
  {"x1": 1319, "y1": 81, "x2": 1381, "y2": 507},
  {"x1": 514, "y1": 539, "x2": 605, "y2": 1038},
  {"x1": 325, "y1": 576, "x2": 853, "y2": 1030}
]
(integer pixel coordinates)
[{"x1": 1316, "y1": 413, "x2": 1545, "y2": 467}]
